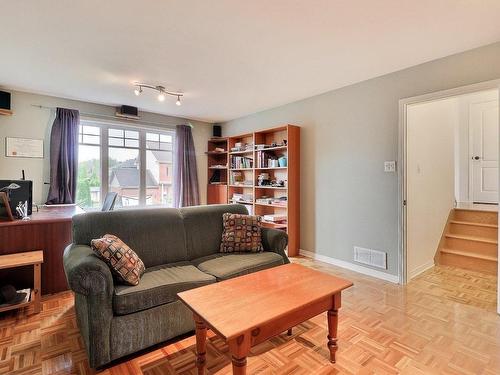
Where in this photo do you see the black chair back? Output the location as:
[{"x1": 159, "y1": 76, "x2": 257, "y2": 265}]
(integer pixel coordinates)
[{"x1": 101, "y1": 192, "x2": 118, "y2": 212}]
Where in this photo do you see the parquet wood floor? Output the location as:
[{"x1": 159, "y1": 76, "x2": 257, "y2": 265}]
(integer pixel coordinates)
[{"x1": 0, "y1": 257, "x2": 498, "y2": 374}]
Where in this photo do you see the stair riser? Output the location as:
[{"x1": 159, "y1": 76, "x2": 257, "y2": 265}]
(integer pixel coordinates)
[
  {"x1": 448, "y1": 223, "x2": 498, "y2": 240},
  {"x1": 440, "y1": 252, "x2": 497, "y2": 275},
  {"x1": 452, "y1": 210, "x2": 498, "y2": 225},
  {"x1": 444, "y1": 237, "x2": 497, "y2": 258}
]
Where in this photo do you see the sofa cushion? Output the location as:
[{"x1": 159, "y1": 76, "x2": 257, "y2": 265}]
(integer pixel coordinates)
[
  {"x1": 113, "y1": 262, "x2": 215, "y2": 315},
  {"x1": 180, "y1": 204, "x2": 249, "y2": 260},
  {"x1": 91, "y1": 234, "x2": 146, "y2": 286},
  {"x1": 73, "y1": 208, "x2": 187, "y2": 268},
  {"x1": 192, "y1": 252, "x2": 284, "y2": 281},
  {"x1": 220, "y1": 213, "x2": 263, "y2": 253}
]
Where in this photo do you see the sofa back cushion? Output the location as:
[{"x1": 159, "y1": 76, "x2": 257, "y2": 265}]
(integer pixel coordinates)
[
  {"x1": 180, "y1": 204, "x2": 248, "y2": 260},
  {"x1": 72, "y1": 208, "x2": 187, "y2": 268}
]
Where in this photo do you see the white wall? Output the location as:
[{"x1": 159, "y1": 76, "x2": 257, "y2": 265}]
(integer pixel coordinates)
[
  {"x1": 455, "y1": 89, "x2": 499, "y2": 202},
  {"x1": 0, "y1": 90, "x2": 212, "y2": 205},
  {"x1": 223, "y1": 42, "x2": 500, "y2": 278},
  {"x1": 407, "y1": 98, "x2": 458, "y2": 279}
]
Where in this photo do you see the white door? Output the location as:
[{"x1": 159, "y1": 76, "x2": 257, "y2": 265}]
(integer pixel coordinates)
[{"x1": 471, "y1": 100, "x2": 499, "y2": 203}]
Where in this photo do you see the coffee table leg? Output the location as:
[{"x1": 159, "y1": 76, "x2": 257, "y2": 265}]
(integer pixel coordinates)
[
  {"x1": 228, "y1": 333, "x2": 251, "y2": 375},
  {"x1": 327, "y1": 309, "x2": 338, "y2": 363},
  {"x1": 231, "y1": 356, "x2": 247, "y2": 375},
  {"x1": 194, "y1": 314, "x2": 207, "y2": 375},
  {"x1": 327, "y1": 293, "x2": 341, "y2": 363}
]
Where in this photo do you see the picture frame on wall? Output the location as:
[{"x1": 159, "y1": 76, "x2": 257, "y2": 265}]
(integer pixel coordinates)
[{"x1": 5, "y1": 137, "x2": 44, "y2": 158}]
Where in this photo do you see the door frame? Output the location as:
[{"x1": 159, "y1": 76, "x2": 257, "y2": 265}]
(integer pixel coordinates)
[{"x1": 397, "y1": 79, "x2": 500, "y2": 314}]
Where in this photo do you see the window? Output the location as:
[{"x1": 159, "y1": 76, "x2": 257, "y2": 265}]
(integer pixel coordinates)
[
  {"x1": 77, "y1": 120, "x2": 175, "y2": 209},
  {"x1": 146, "y1": 132, "x2": 174, "y2": 206},
  {"x1": 77, "y1": 125, "x2": 101, "y2": 209}
]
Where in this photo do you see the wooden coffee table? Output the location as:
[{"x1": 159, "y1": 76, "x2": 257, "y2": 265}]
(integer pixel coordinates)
[{"x1": 178, "y1": 263, "x2": 353, "y2": 374}]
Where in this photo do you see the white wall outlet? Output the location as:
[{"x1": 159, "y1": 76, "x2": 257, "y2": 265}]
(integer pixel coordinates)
[{"x1": 384, "y1": 161, "x2": 396, "y2": 173}]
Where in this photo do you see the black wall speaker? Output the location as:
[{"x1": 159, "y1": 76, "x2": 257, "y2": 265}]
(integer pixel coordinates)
[
  {"x1": 213, "y1": 124, "x2": 222, "y2": 137},
  {"x1": 0, "y1": 91, "x2": 11, "y2": 110},
  {"x1": 0, "y1": 180, "x2": 33, "y2": 215},
  {"x1": 119, "y1": 105, "x2": 138, "y2": 117}
]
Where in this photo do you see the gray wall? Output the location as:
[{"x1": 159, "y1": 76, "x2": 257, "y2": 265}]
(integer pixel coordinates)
[
  {"x1": 223, "y1": 41, "x2": 500, "y2": 277},
  {"x1": 0, "y1": 90, "x2": 212, "y2": 205}
]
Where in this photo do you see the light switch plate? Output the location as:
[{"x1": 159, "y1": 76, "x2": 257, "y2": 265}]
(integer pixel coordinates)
[{"x1": 384, "y1": 161, "x2": 396, "y2": 172}]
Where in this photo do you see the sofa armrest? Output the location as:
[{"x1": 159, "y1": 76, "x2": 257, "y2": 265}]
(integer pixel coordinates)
[
  {"x1": 261, "y1": 227, "x2": 290, "y2": 264},
  {"x1": 63, "y1": 243, "x2": 114, "y2": 368},
  {"x1": 63, "y1": 244, "x2": 114, "y2": 297}
]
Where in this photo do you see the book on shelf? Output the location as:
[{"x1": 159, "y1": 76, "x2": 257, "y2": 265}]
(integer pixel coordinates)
[
  {"x1": 231, "y1": 193, "x2": 253, "y2": 203},
  {"x1": 230, "y1": 156, "x2": 253, "y2": 169},
  {"x1": 263, "y1": 214, "x2": 287, "y2": 222}
]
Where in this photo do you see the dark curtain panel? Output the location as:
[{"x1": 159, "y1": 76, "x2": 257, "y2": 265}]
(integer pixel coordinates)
[
  {"x1": 173, "y1": 124, "x2": 200, "y2": 207},
  {"x1": 46, "y1": 108, "x2": 80, "y2": 204}
]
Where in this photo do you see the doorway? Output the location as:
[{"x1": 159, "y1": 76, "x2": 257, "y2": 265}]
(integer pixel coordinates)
[
  {"x1": 470, "y1": 97, "x2": 499, "y2": 203},
  {"x1": 398, "y1": 80, "x2": 500, "y2": 314}
]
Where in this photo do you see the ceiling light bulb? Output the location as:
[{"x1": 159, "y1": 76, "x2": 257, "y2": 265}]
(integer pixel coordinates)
[
  {"x1": 176, "y1": 96, "x2": 181, "y2": 106},
  {"x1": 134, "y1": 86, "x2": 142, "y2": 96},
  {"x1": 158, "y1": 92, "x2": 166, "y2": 102}
]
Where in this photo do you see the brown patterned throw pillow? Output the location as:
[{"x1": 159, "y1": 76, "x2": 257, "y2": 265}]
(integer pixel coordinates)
[
  {"x1": 91, "y1": 234, "x2": 145, "y2": 286},
  {"x1": 220, "y1": 213, "x2": 263, "y2": 253}
]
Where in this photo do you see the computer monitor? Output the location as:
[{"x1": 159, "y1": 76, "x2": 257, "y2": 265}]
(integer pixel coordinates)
[{"x1": 0, "y1": 180, "x2": 33, "y2": 215}]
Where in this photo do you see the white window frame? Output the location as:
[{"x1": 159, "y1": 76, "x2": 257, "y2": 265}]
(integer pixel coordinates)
[{"x1": 78, "y1": 118, "x2": 175, "y2": 208}]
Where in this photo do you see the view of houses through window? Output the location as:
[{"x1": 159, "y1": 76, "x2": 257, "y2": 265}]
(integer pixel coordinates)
[{"x1": 77, "y1": 121, "x2": 174, "y2": 209}]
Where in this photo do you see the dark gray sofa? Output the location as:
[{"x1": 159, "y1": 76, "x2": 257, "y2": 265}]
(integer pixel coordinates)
[{"x1": 63, "y1": 204, "x2": 289, "y2": 368}]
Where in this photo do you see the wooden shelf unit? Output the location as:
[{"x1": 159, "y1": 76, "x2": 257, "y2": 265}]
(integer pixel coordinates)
[
  {"x1": 207, "y1": 125, "x2": 300, "y2": 256},
  {"x1": 207, "y1": 138, "x2": 229, "y2": 204},
  {"x1": 0, "y1": 250, "x2": 43, "y2": 314}
]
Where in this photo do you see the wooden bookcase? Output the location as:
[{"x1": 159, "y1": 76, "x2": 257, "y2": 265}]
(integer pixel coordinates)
[
  {"x1": 206, "y1": 124, "x2": 300, "y2": 256},
  {"x1": 206, "y1": 137, "x2": 229, "y2": 204}
]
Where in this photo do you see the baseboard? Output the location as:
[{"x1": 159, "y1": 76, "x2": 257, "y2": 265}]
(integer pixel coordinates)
[
  {"x1": 298, "y1": 249, "x2": 399, "y2": 284},
  {"x1": 408, "y1": 260, "x2": 435, "y2": 280}
]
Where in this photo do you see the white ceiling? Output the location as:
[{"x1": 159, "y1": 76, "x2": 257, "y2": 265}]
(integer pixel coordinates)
[{"x1": 2, "y1": 1, "x2": 500, "y2": 123}]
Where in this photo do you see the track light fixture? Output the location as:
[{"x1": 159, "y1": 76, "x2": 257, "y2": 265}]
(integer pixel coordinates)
[{"x1": 132, "y1": 83, "x2": 183, "y2": 105}]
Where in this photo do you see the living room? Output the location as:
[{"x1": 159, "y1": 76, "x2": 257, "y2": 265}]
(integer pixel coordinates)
[{"x1": 1, "y1": 2, "x2": 500, "y2": 374}]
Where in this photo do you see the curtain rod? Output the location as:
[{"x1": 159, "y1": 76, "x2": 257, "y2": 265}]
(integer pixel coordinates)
[{"x1": 30, "y1": 104, "x2": 193, "y2": 129}]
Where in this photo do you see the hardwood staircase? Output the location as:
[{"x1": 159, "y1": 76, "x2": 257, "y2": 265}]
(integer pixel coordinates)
[{"x1": 435, "y1": 208, "x2": 498, "y2": 275}]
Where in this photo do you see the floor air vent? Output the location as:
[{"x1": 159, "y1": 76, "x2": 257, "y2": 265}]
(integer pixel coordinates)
[{"x1": 353, "y1": 246, "x2": 387, "y2": 269}]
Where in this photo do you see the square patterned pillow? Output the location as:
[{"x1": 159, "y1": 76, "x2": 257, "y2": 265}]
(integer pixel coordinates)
[
  {"x1": 220, "y1": 213, "x2": 263, "y2": 253},
  {"x1": 91, "y1": 234, "x2": 146, "y2": 286}
]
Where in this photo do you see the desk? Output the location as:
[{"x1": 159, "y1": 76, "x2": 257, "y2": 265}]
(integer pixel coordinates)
[{"x1": 0, "y1": 205, "x2": 84, "y2": 295}]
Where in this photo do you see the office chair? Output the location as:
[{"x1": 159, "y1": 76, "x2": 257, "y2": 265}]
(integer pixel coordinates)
[{"x1": 101, "y1": 192, "x2": 118, "y2": 212}]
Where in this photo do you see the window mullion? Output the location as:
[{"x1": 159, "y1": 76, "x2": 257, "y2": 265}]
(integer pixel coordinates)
[
  {"x1": 101, "y1": 125, "x2": 109, "y2": 204},
  {"x1": 139, "y1": 130, "x2": 146, "y2": 205}
]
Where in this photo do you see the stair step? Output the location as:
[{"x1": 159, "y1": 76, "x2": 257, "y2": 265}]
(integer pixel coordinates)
[
  {"x1": 452, "y1": 209, "x2": 498, "y2": 225},
  {"x1": 440, "y1": 248, "x2": 498, "y2": 262},
  {"x1": 444, "y1": 233, "x2": 498, "y2": 244},
  {"x1": 449, "y1": 220, "x2": 498, "y2": 229}
]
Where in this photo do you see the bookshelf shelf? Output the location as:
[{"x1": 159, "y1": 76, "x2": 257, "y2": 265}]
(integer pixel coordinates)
[
  {"x1": 229, "y1": 150, "x2": 254, "y2": 155},
  {"x1": 261, "y1": 221, "x2": 288, "y2": 229},
  {"x1": 255, "y1": 167, "x2": 287, "y2": 170},
  {"x1": 255, "y1": 202, "x2": 287, "y2": 208},
  {"x1": 230, "y1": 200, "x2": 254, "y2": 205},
  {"x1": 256, "y1": 145, "x2": 287, "y2": 152},
  {"x1": 207, "y1": 124, "x2": 300, "y2": 256},
  {"x1": 255, "y1": 186, "x2": 287, "y2": 190}
]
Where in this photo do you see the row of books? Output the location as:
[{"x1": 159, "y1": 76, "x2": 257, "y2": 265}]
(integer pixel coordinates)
[
  {"x1": 230, "y1": 156, "x2": 253, "y2": 169},
  {"x1": 256, "y1": 151, "x2": 281, "y2": 168}
]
